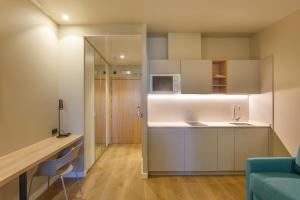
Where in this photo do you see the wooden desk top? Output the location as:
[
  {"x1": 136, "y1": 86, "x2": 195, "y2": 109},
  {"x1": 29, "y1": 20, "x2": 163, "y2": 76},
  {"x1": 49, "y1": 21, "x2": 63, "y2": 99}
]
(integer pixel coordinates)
[{"x1": 0, "y1": 134, "x2": 83, "y2": 187}]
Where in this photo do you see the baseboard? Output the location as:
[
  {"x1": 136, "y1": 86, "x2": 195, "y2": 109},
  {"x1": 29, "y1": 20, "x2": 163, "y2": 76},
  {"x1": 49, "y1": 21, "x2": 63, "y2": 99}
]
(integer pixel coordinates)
[
  {"x1": 141, "y1": 172, "x2": 148, "y2": 179},
  {"x1": 141, "y1": 158, "x2": 148, "y2": 179},
  {"x1": 29, "y1": 176, "x2": 59, "y2": 200},
  {"x1": 149, "y1": 171, "x2": 245, "y2": 176}
]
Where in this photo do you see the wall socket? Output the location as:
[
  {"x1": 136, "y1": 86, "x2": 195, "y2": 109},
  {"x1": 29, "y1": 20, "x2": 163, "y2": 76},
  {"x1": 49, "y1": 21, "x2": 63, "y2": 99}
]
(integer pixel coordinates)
[{"x1": 52, "y1": 128, "x2": 58, "y2": 135}]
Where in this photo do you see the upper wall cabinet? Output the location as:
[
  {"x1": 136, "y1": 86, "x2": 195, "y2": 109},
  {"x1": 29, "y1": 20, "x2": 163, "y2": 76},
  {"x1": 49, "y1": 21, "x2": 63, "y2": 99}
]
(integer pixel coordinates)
[
  {"x1": 227, "y1": 60, "x2": 260, "y2": 94},
  {"x1": 181, "y1": 60, "x2": 212, "y2": 94},
  {"x1": 149, "y1": 59, "x2": 181, "y2": 74}
]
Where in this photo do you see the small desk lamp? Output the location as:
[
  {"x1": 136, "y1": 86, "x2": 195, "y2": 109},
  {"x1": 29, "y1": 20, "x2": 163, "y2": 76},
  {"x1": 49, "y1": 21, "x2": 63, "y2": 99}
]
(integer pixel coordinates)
[{"x1": 57, "y1": 99, "x2": 71, "y2": 138}]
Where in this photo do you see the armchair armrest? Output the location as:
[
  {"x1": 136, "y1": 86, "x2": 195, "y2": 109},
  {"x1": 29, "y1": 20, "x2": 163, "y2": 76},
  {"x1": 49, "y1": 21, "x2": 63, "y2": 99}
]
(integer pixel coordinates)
[
  {"x1": 247, "y1": 157, "x2": 295, "y2": 174},
  {"x1": 246, "y1": 157, "x2": 295, "y2": 200}
]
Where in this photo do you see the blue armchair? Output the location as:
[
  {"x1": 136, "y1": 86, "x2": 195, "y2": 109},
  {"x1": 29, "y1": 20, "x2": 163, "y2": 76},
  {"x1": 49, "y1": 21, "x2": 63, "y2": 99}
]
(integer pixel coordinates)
[{"x1": 246, "y1": 157, "x2": 300, "y2": 200}]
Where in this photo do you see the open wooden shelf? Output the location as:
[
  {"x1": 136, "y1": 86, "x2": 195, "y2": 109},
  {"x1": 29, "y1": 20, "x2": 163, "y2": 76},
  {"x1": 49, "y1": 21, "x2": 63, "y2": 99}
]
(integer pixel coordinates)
[{"x1": 212, "y1": 60, "x2": 227, "y2": 93}]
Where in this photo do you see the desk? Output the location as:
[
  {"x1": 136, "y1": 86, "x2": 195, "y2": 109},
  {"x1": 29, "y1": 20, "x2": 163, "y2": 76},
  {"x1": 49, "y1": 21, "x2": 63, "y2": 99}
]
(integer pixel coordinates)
[{"x1": 0, "y1": 134, "x2": 83, "y2": 200}]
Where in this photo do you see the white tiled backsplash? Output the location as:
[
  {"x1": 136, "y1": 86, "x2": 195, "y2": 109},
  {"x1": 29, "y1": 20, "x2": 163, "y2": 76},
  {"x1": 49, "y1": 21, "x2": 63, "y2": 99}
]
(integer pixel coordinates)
[{"x1": 148, "y1": 94, "x2": 249, "y2": 122}]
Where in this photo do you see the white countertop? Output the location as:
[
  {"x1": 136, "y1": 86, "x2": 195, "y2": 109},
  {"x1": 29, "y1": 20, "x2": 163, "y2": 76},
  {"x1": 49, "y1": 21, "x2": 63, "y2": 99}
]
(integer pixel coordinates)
[{"x1": 148, "y1": 121, "x2": 270, "y2": 128}]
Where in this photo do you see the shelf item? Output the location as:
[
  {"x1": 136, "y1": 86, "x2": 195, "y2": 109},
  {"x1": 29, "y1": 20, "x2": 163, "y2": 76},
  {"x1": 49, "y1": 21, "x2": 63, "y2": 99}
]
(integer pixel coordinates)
[{"x1": 212, "y1": 60, "x2": 227, "y2": 93}]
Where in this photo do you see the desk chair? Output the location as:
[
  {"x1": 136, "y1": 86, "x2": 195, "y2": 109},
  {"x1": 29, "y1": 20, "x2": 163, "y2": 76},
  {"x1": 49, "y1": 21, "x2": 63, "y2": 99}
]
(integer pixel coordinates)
[{"x1": 28, "y1": 142, "x2": 83, "y2": 200}]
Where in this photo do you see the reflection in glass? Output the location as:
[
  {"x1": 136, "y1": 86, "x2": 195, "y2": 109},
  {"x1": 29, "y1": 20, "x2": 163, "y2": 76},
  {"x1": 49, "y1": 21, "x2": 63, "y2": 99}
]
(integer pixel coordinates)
[{"x1": 94, "y1": 53, "x2": 107, "y2": 160}]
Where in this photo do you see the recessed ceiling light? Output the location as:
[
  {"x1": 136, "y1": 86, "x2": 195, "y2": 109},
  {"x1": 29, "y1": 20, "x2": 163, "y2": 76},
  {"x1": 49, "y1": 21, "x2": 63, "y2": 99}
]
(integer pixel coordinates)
[
  {"x1": 62, "y1": 14, "x2": 70, "y2": 21},
  {"x1": 120, "y1": 54, "x2": 125, "y2": 59}
]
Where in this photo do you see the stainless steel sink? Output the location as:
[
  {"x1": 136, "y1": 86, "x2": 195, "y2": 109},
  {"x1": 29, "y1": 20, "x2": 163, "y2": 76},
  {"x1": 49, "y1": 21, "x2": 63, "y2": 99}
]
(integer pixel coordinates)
[
  {"x1": 186, "y1": 122, "x2": 208, "y2": 127},
  {"x1": 229, "y1": 122, "x2": 253, "y2": 126}
]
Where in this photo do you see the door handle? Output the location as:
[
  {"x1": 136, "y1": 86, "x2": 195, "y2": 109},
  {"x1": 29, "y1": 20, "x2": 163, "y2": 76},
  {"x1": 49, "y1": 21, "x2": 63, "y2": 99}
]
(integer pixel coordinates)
[{"x1": 137, "y1": 106, "x2": 143, "y2": 118}]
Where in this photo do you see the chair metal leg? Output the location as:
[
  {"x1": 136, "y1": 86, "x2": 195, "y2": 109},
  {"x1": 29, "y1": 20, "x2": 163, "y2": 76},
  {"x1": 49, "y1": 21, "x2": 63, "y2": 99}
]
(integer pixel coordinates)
[
  {"x1": 75, "y1": 172, "x2": 83, "y2": 198},
  {"x1": 27, "y1": 175, "x2": 35, "y2": 200},
  {"x1": 47, "y1": 176, "x2": 50, "y2": 189},
  {"x1": 60, "y1": 176, "x2": 69, "y2": 200}
]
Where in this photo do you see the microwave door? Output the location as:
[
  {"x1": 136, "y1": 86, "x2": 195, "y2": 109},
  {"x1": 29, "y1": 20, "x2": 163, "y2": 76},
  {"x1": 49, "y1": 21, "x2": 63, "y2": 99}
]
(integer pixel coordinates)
[{"x1": 152, "y1": 76, "x2": 173, "y2": 92}]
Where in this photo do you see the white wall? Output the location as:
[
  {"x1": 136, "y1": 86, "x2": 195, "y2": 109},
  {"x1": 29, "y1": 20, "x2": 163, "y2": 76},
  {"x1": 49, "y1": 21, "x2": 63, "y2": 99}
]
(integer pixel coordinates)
[
  {"x1": 252, "y1": 9, "x2": 300, "y2": 156},
  {"x1": 0, "y1": 0, "x2": 58, "y2": 199},
  {"x1": 249, "y1": 56, "x2": 273, "y2": 125},
  {"x1": 148, "y1": 95, "x2": 249, "y2": 122}
]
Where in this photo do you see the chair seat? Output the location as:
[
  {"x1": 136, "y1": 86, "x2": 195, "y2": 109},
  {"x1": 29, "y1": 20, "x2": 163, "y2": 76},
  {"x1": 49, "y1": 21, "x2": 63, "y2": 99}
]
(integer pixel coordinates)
[
  {"x1": 57, "y1": 164, "x2": 74, "y2": 176},
  {"x1": 250, "y1": 172, "x2": 300, "y2": 200}
]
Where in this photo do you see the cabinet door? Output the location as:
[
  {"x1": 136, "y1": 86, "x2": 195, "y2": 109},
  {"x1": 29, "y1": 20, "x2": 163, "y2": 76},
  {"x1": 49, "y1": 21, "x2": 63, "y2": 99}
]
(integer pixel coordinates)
[
  {"x1": 234, "y1": 128, "x2": 269, "y2": 170},
  {"x1": 227, "y1": 60, "x2": 260, "y2": 94},
  {"x1": 181, "y1": 60, "x2": 212, "y2": 94},
  {"x1": 185, "y1": 128, "x2": 218, "y2": 171},
  {"x1": 148, "y1": 128, "x2": 185, "y2": 171},
  {"x1": 218, "y1": 128, "x2": 235, "y2": 171},
  {"x1": 149, "y1": 59, "x2": 181, "y2": 74}
]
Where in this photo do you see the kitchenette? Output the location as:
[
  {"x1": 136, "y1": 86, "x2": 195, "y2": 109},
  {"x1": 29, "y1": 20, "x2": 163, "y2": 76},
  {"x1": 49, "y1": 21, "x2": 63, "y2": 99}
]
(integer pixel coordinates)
[{"x1": 146, "y1": 33, "x2": 273, "y2": 175}]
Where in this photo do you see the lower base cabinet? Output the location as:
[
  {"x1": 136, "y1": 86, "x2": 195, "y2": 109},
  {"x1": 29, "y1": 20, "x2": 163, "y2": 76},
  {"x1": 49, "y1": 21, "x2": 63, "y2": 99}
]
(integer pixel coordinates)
[
  {"x1": 148, "y1": 127, "x2": 270, "y2": 173},
  {"x1": 218, "y1": 128, "x2": 235, "y2": 171},
  {"x1": 234, "y1": 128, "x2": 270, "y2": 170},
  {"x1": 185, "y1": 128, "x2": 218, "y2": 171},
  {"x1": 148, "y1": 128, "x2": 185, "y2": 171}
]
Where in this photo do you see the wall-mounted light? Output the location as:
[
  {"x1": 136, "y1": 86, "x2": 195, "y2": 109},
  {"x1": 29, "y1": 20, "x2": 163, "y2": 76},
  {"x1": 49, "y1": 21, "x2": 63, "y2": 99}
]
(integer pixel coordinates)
[
  {"x1": 148, "y1": 94, "x2": 249, "y2": 100},
  {"x1": 62, "y1": 14, "x2": 70, "y2": 21},
  {"x1": 121, "y1": 71, "x2": 132, "y2": 75},
  {"x1": 120, "y1": 54, "x2": 125, "y2": 59}
]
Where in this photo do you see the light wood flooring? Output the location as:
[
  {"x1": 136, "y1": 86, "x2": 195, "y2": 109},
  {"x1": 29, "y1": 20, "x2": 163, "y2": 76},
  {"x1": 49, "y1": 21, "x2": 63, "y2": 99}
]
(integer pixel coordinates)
[{"x1": 38, "y1": 144, "x2": 246, "y2": 200}]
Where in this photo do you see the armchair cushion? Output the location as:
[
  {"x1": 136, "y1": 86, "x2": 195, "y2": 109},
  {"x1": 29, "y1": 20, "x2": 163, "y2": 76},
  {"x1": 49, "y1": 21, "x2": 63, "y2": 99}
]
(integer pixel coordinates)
[
  {"x1": 250, "y1": 172, "x2": 300, "y2": 200},
  {"x1": 246, "y1": 157, "x2": 295, "y2": 200},
  {"x1": 295, "y1": 148, "x2": 300, "y2": 174}
]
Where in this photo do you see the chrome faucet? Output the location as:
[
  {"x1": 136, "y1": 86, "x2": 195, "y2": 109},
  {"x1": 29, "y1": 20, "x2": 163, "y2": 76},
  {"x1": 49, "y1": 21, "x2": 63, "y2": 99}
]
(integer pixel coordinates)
[{"x1": 233, "y1": 105, "x2": 241, "y2": 122}]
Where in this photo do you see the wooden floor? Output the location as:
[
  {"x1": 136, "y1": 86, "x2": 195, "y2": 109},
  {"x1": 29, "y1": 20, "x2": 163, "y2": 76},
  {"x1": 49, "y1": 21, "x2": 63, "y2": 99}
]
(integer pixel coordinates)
[{"x1": 38, "y1": 144, "x2": 246, "y2": 200}]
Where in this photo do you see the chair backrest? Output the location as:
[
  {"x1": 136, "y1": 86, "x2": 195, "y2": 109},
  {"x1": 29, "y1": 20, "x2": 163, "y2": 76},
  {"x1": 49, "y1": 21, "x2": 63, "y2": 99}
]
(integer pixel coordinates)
[
  {"x1": 55, "y1": 142, "x2": 82, "y2": 170},
  {"x1": 36, "y1": 141, "x2": 83, "y2": 176}
]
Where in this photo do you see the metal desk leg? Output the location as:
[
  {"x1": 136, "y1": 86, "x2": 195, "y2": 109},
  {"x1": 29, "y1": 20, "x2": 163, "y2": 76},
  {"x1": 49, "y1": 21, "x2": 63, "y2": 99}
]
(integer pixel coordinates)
[{"x1": 19, "y1": 172, "x2": 27, "y2": 200}]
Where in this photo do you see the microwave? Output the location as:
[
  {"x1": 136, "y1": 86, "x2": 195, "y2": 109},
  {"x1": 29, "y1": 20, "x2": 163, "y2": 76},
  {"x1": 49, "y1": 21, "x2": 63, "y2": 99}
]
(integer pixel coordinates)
[{"x1": 150, "y1": 74, "x2": 181, "y2": 94}]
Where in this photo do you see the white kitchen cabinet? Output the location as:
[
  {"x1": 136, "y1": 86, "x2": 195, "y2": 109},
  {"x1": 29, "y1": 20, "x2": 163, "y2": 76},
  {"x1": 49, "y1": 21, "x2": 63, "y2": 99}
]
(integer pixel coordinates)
[
  {"x1": 234, "y1": 128, "x2": 269, "y2": 171},
  {"x1": 185, "y1": 128, "x2": 218, "y2": 171},
  {"x1": 181, "y1": 60, "x2": 213, "y2": 94},
  {"x1": 149, "y1": 59, "x2": 181, "y2": 74},
  {"x1": 148, "y1": 127, "x2": 270, "y2": 173},
  {"x1": 148, "y1": 128, "x2": 185, "y2": 171},
  {"x1": 227, "y1": 60, "x2": 260, "y2": 94},
  {"x1": 218, "y1": 128, "x2": 235, "y2": 171}
]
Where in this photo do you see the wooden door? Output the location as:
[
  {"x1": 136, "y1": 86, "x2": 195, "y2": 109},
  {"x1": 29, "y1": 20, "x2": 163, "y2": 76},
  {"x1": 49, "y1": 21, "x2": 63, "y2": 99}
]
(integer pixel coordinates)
[{"x1": 111, "y1": 79, "x2": 141, "y2": 144}]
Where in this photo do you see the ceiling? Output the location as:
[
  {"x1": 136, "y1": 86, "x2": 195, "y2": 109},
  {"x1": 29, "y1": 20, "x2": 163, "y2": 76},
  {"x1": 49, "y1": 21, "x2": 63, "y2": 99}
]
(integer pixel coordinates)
[
  {"x1": 36, "y1": 0, "x2": 300, "y2": 33},
  {"x1": 87, "y1": 35, "x2": 142, "y2": 66}
]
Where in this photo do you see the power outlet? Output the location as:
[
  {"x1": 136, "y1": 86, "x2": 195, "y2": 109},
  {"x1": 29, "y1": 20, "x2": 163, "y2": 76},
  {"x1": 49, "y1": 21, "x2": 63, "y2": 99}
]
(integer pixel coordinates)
[{"x1": 52, "y1": 128, "x2": 58, "y2": 135}]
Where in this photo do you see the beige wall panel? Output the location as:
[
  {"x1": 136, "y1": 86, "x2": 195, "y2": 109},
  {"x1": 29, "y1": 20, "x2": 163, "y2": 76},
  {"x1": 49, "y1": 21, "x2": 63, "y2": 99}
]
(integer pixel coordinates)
[
  {"x1": 253, "y1": 9, "x2": 300, "y2": 156},
  {"x1": 0, "y1": 1, "x2": 58, "y2": 199}
]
